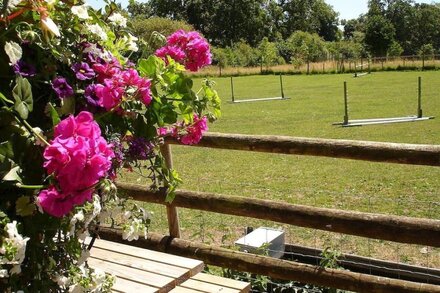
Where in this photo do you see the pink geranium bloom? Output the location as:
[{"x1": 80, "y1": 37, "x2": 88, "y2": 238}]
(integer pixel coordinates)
[
  {"x1": 155, "y1": 30, "x2": 211, "y2": 72},
  {"x1": 179, "y1": 115, "x2": 208, "y2": 145},
  {"x1": 41, "y1": 111, "x2": 114, "y2": 217},
  {"x1": 38, "y1": 186, "x2": 93, "y2": 218},
  {"x1": 94, "y1": 80, "x2": 125, "y2": 111}
]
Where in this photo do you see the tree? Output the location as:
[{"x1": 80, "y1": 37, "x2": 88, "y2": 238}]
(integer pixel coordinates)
[
  {"x1": 385, "y1": 0, "x2": 416, "y2": 54},
  {"x1": 130, "y1": 17, "x2": 193, "y2": 44},
  {"x1": 258, "y1": 37, "x2": 280, "y2": 70},
  {"x1": 412, "y1": 4, "x2": 440, "y2": 52},
  {"x1": 280, "y1": 0, "x2": 340, "y2": 41},
  {"x1": 287, "y1": 31, "x2": 326, "y2": 73},
  {"x1": 364, "y1": 14, "x2": 395, "y2": 56},
  {"x1": 387, "y1": 41, "x2": 404, "y2": 57}
]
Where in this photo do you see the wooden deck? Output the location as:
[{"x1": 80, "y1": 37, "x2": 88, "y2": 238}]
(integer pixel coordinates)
[{"x1": 88, "y1": 238, "x2": 250, "y2": 293}]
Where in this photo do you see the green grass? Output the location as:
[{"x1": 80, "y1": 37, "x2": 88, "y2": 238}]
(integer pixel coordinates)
[{"x1": 121, "y1": 71, "x2": 440, "y2": 268}]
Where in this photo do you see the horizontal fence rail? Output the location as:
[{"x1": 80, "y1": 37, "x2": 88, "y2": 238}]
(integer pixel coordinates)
[
  {"x1": 98, "y1": 227, "x2": 440, "y2": 293},
  {"x1": 114, "y1": 133, "x2": 440, "y2": 292},
  {"x1": 116, "y1": 182, "x2": 440, "y2": 247},
  {"x1": 166, "y1": 132, "x2": 440, "y2": 166}
]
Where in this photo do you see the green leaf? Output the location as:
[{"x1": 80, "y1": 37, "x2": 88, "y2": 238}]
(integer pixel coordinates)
[
  {"x1": 47, "y1": 103, "x2": 61, "y2": 126},
  {"x1": 0, "y1": 154, "x2": 13, "y2": 179},
  {"x1": 0, "y1": 91, "x2": 13, "y2": 104},
  {"x1": 138, "y1": 56, "x2": 164, "y2": 78},
  {"x1": 12, "y1": 77, "x2": 33, "y2": 119},
  {"x1": 2, "y1": 166, "x2": 22, "y2": 183},
  {"x1": 16, "y1": 196, "x2": 36, "y2": 217}
]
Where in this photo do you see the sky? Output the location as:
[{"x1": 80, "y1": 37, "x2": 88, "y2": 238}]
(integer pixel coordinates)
[{"x1": 87, "y1": 0, "x2": 440, "y2": 20}]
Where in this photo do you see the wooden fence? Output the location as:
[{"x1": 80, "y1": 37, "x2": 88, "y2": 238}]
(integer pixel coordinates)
[{"x1": 104, "y1": 132, "x2": 440, "y2": 293}]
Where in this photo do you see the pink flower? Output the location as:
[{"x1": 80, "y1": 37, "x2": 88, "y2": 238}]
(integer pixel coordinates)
[
  {"x1": 137, "y1": 78, "x2": 152, "y2": 106},
  {"x1": 38, "y1": 186, "x2": 93, "y2": 218},
  {"x1": 179, "y1": 115, "x2": 208, "y2": 145},
  {"x1": 94, "y1": 80, "x2": 124, "y2": 111},
  {"x1": 155, "y1": 30, "x2": 211, "y2": 72},
  {"x1": 54, "y1": 111, "x2": 101, "y2": 140},
  {"x1": 42, "y1": 112, "x2": 114, "y2": 217},
  {"x1": 155, "y1": 46, "x2": 185, "y2": 64},
  {"x1": 121, "y1": 68, "x2": 142, "y2": 86},
  {"x1": 157, "y1": 127, "x2": 169, "y2": 136},
  {"x1": 93, "y1": 62, "x2": 122, "y2": 83}
]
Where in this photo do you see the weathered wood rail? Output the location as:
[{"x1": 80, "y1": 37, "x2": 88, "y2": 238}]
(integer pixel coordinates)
[
  {"x1": 116, "y1": 183, "x2": 440, "y2": 247},
  {"x1": 108, "y1": 132, "x2": 440, "y2": 293}
]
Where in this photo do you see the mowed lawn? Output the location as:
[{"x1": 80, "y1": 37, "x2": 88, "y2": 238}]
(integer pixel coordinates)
[{"x1": 121, "y1": 71, "x2": 440, "y2": 267}]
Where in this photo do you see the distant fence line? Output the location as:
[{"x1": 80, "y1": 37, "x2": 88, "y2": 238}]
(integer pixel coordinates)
[{"x1": 198, "y1": 54, "x2": 440, "y2": 77}]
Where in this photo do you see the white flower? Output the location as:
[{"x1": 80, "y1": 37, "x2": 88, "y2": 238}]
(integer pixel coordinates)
[
  {"x1": 6, "y1": 221, "x2": 22, "y2": 240},
  {"x1": 77, "y1": 250, "x2": 90, "y2": 266},
  {"x1": 86, "y1": 24, "x2": 107, "y2": 41},
  {"x1": 55, "y1": 275, "x2": 70, "y2": 288},
  {"x1": 108, "y1": 13, "x2": 127, "y2": 27},
  {"x1": 69, "y1": 284, "x2": 84, "y2": 293},
  {"x1": 33, "y1": 127, "x2": 47, "y2": 147},
  {"x1": 122, "y1": 33, "x2": 139, "y2": 52},
  {"x1": 6, "y1": 0, "x2": 21, "y2": 12},
  {"x1": 71, "y1": 5, "x2": 90, "y2": 20},
  {"x1": 0, "y1": 269, "x2": 8, "y2": 278},
  {"x1": 45, "y1": 0, "x2": 57, "y2": 6},
  {"x1": 4, "y1": 41, "x2": 22, "y2": 65},
  {"x1": 41, "y1": 17, "x2": 61, "y2": 37},
  {"x1": 92, "y1": 195, "x2": 101, "y2": 217},
  {"x1": 69, "y1": 210, "x2": 85, "y2": 236},
  {"x1": 122, "y1": 218, "x2": 147, "y2": 241}
]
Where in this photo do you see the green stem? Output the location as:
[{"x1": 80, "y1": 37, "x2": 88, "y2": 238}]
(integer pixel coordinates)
[
  {"x1": 15, "y1": 183, "x2": 44, "y2": 189},
  {"x1": 20, "y1": 118, "x2": 50, "y2": 146}
]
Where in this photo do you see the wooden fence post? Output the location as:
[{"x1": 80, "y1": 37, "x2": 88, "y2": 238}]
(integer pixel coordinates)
[
  {"x1": 418, "y1": 76, "x2": 423, "y2": 118},
  {"x1": 343, "y1": 81, "x2": 349, "y2": 125},
  {"x1": 160, "y1": 144, "x2": 181, "y2": 238},
  {"x1": 230, "y1": 76, "x2": 235, "y2": 102}
]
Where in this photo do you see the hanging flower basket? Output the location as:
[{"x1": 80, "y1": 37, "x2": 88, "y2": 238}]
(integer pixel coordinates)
[{"x1": 0, "y1": 1, "x2": 220, "y2": 291}]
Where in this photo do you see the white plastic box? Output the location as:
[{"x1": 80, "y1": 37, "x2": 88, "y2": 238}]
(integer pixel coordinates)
[{"x1": 235, "y1": 227, "x2": 285, "y2": 258}]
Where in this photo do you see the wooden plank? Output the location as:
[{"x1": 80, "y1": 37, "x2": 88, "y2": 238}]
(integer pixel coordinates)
[
  {"x1": 169, "y1": 286, "x2": 201, "y2": 293},
  {"x1": 180, "y1": 279, "x2": 240, "y2": 293},
  {"x1": 98, "y1": 228, "x2": 440, "y2": 293},
  {"x1": 91, "y1": 247, "x2": 190, "y2": 282},
  {"x1": 343, "y1": 117, "x2": 434, "y2": 127},
  {"x1": 165, "y1": 132, "x2": 440, "y2": 166},
  {"x1": 192, "y1": 273, "x2": 250, "y2": 292},
  {"x1": 87, "y1": 258, "x2": 175, "y2": 292},
  {"x1": 334, "y1": 116, "x2": 419, "y2": 125},
  {"x1": 90, "y1": 238, "x2": 204, "y2": 274},
  {"x1": 112, "y1": 276, "x2": 158, "y2": 293},
  {"x1": 233, "y1": 97, "x2": 289, "y2": 103},
  {"x1": 116, "y1": 183, "x2": 440, "y2": 247}
]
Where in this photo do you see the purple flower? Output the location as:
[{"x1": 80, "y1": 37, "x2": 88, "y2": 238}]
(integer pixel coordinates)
[
  {"x1": 13, "y1": 60, "x2": 36, "y2": 77},
  {"x1": 127, "y1": 137, "x2": 155, "y2": 161},
  {"x1": 52, "y1": 77, "x2": 74, "y2": 99},
  {"x1": 72, "y1": 62, "x2": 95, "y2": 80},
  {"x1": 84, "y1": 84, "x2": 100, "y2": 107}
]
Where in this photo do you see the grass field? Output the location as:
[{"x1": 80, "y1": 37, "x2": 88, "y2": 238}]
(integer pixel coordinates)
[{"x1": 122, "y1": 71, "x2": 440, "y2": 269}]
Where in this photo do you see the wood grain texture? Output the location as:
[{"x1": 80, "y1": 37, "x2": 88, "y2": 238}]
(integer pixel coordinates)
[
  {"x1": 98, "y1": 228, "x2": 440, "y2": 293},
  {"x1": 165, "y1": 132, "x2": 440, "y2": 166},
  {"x1": 116, "y1": 182, "x2": 440, "y2": 247}
]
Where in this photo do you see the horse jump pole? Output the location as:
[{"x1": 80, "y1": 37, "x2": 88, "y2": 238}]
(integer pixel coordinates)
[
  {"x1": 343, "y1": 81, "x2": 349, "y2": 125},
  {"x1": 280, "y1": 74, "x2": 285, "y2": 99},
  {"x1": 231, "y1": 76, "x2": 235, "y2": 102},
  {"x1": 418, "y1": 76, "x2": 422, "y2": 118}
]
